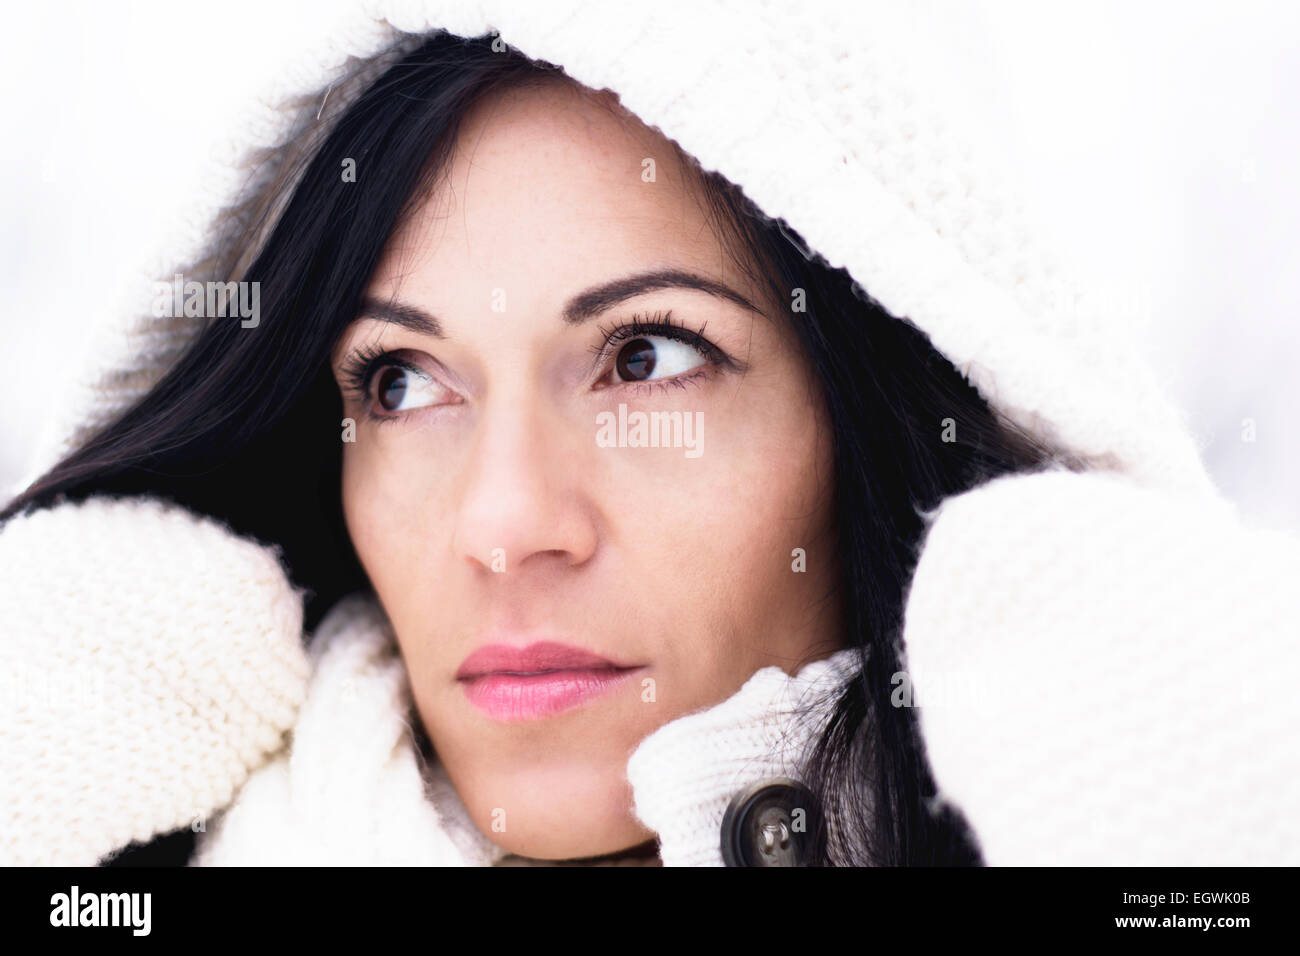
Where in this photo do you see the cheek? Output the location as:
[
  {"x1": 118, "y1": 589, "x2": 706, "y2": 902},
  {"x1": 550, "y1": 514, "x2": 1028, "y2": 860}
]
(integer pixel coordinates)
[
  {"x1": 341, "y1": 442, "x2": 395, "y2": 584},
  {"x1": 611, "y1": 371, "x2": 837, "y2": 682},
  {"x1": 340, "y1": 439, "x2": 448, "y2": 638},
  {"x1": 687, "y1": 369, "x2": 832, "y2": 571}
]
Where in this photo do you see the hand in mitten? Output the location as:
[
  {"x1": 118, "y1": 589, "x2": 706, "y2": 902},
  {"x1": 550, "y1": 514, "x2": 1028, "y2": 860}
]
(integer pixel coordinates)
[
  {"x1": 903, "y1": 469, "x2": 1300, "y2": 864},
  {"x1": 626, "y1": 647, "x2": 862, "y2": 866},
  {"x1": 0, "y1": 496, "x2": 311, "y2": 865}
]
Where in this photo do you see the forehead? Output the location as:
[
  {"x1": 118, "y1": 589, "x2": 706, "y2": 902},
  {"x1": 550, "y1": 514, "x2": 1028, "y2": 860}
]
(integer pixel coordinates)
[{"x1": 367, "y1": 78, "x2": 743, "y2": 303}]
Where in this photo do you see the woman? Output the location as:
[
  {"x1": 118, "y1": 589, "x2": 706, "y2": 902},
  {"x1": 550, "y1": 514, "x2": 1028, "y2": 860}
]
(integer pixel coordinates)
[{"x1": 3, "y1": 3, "x2": 1297, "y2": 867}]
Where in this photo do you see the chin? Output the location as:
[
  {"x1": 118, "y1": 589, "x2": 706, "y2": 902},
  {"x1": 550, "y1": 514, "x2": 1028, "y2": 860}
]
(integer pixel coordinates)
[
  {"x1": 487, "y1": 812, "x2": 656, "y2": 861},
  {"x1": 464, "y1": 766, "x2": 656, "y2": 861}
]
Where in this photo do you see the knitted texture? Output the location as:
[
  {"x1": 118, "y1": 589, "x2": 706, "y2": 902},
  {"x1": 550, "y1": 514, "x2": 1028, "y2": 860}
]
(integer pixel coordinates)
[
  {"x1": 191, "y1": 594, "x2": 506, "y2": 866},
  {"x1": 8, "y1": 474, "x2": 1299, "y2": 865},
  {"x1": 6, "y1": 0, "x2": 1297, "y2": 867},
  {"x1": 20, "y1": 0, "x2": 1214, "y2": 499},
  {"x1": 0, "y1": 496, "x2": 310, "y2": 866},
  {"x1": 627, "y1": 647, "x2": 862, "y2": 866},
  {"x1": 903, "y1": 468, "x2": 1300, "y2": 864}
]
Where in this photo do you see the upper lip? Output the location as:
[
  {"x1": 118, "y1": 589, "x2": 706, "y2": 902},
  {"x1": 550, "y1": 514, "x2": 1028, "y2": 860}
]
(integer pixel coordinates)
[{"x1": 456, "y1": 641, "x2": 637, "y2": 680}]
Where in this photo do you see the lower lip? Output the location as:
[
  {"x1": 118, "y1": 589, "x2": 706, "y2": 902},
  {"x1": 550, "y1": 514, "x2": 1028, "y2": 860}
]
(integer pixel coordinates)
[{"x1": 460, "y1": 667, "x2": 642, "y2": 722}]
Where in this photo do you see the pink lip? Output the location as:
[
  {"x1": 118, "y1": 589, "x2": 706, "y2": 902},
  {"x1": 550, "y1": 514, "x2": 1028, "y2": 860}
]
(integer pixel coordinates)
[{"x1": 457, "y1": 642, "x2": 643, "y2": 722}]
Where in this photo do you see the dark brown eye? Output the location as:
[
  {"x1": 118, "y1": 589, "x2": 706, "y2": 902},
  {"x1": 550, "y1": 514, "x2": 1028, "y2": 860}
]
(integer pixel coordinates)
[
  {"x1": 616, "y1": 338, "x2": 657, "y2": 381},
  {"x1": 377, "y1": 367, "x2": 408, "y2": 410}
]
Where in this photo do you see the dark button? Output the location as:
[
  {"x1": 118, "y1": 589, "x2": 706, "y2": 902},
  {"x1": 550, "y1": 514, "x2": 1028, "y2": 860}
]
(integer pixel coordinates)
[{"x1": 721, "y1": 778, "x2": 819, "y2": 866}]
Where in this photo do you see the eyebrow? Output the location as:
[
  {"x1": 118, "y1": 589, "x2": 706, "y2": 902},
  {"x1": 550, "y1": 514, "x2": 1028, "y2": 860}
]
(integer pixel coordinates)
[
  {"x1": 560, "y1": 268, "x2": 763, "y2": 324},
  {"x1": 355, "y1": 268, "x2": 763, "y2": 338}
]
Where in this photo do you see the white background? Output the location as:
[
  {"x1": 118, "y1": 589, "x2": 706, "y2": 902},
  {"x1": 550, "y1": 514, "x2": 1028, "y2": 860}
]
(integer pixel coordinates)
[{"x1": 1, "y1": 0, "x2": 1296, "y2": 530}]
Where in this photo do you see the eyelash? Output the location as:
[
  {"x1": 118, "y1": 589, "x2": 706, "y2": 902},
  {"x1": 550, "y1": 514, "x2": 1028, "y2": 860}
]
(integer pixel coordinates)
[
  {"x1": 586, "y1": 309, "x2": 733, "y2": 395},
  {"x1": 338, "y1": 309, "x2": 733, "y2": 422},
  {"x1": 337, "y1": 345, "x2": 425, "y2": 426}
]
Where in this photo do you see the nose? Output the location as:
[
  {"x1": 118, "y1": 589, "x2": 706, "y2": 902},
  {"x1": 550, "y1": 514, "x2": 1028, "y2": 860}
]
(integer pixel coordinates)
[{"x1": 453, "y1": 398, "x2": 599, "y2": 576}]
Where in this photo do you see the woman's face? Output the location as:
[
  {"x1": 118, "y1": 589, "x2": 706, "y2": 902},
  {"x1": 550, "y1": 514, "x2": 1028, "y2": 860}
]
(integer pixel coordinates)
[{"x1": 331, "y1": 78, "x2": 842, "y2": 860}]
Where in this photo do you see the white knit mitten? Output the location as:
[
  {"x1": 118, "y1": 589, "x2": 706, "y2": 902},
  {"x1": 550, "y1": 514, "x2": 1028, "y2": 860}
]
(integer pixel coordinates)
[
  {"x1": 903, "y1": 468, "x2": 1300, "y2": 864},
  {"x1": 626, "y1": 647, "x2": 863, "y2": 866},
  {"x1": 0, "y1": 496, "x2": 311, "y2": 865}
]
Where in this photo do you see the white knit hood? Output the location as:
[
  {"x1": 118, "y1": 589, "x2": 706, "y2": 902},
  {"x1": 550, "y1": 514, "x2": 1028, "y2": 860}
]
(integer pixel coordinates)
[
  {"x1": 8, "y1": 0, "x2": 1299, "y2": 869},
  {"x1": 20, "y1": 0, "x2": 1217, "y2": 499}
]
